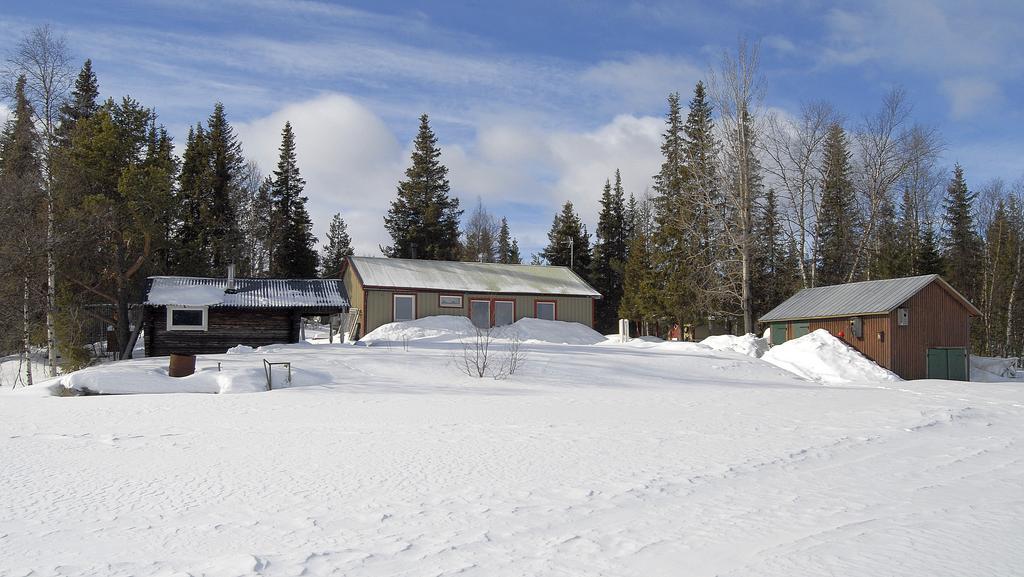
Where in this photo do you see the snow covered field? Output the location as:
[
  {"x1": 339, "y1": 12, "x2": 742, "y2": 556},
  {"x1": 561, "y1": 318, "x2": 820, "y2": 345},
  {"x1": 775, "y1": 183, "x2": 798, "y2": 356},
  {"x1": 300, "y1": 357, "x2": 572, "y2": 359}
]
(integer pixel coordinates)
[{"x1": 1, "y1": 319, "x2": 1023, "y2": 576}]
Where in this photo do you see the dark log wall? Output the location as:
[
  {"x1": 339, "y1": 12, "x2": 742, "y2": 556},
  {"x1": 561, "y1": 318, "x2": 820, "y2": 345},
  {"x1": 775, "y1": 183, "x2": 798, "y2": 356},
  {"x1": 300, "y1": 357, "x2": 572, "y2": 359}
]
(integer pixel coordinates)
[
  {"x1": 890, "y1": 281, "x2": 973, "y2": 380},
  {"x1": 144, "y1": 307, "x2": 298, "y2": 357},
  {"x1": 809, "y1": 315, "x2": 893, "y2": 372}
]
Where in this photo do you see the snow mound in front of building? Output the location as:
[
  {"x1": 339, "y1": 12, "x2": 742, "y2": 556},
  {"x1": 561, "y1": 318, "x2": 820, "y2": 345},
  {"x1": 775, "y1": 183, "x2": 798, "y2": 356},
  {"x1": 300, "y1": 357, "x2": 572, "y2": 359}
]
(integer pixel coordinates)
[
  {"x1": 500, "y1": 317, "x2": 606, "y2": 345},
  {"x1": 700, "y1": 333, "x2": 769, "y2": 358},
  {"x1": 361, "y1": 315, "x2": 478, "y2": 344},
  {"x1": 762, "y1": 329, "x2": 901, "y2": 384},
  {"x1": 360, "y1": 316, "x2": 607, "y2": 346}
]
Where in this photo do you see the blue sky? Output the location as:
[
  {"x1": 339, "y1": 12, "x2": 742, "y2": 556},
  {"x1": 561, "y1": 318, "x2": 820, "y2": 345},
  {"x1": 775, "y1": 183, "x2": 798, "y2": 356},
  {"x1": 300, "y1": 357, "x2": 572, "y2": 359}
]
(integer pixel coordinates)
[{"x1": 1, "y1": 0, "x2": 1022, "y2": 256}]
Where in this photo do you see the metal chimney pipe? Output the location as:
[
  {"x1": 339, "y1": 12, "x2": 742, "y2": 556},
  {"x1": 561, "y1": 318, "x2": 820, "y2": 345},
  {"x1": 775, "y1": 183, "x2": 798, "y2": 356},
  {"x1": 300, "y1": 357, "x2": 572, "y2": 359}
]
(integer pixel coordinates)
[{"x1": 226, "y1": 263, "x2": 236, "y2": 292}]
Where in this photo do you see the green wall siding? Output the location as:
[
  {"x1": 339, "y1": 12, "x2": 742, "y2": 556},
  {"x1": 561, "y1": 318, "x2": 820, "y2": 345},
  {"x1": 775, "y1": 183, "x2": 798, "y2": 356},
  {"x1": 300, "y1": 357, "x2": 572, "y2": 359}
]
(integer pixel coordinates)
[{"x1": 362, "y1": 290, "x2": 594, "y2": 336}]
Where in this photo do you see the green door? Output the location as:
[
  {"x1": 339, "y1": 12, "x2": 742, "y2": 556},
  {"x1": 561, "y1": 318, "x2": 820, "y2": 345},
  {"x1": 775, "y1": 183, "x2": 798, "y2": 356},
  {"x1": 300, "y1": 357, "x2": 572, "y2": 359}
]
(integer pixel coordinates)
[
  {"x1": 771, "y1": 322, "x2": 787, "y2": 346},
  {"x1": 926, "y1": 348, "x2": 969, "y2": 381},
  {"x1": 793, "y1": 321, "x2": 811, "y2": 338}
]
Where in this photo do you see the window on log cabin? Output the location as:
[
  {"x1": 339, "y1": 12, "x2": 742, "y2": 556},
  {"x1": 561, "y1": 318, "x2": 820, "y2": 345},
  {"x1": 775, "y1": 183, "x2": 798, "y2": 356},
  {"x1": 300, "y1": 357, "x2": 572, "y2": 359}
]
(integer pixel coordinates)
[{"x1": 167, "y1": 306, "x2": 208, "y2": 331}]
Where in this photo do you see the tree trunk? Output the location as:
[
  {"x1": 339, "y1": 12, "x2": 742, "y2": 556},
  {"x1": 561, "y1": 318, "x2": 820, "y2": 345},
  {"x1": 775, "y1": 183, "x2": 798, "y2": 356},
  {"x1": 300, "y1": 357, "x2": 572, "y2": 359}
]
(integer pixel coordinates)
[
  {"x1": 23, "y1": 276, "x2": 33, "y2": 388},
  {"x1": 46, "y1": 188, "x2": 57, "y2": 376}
]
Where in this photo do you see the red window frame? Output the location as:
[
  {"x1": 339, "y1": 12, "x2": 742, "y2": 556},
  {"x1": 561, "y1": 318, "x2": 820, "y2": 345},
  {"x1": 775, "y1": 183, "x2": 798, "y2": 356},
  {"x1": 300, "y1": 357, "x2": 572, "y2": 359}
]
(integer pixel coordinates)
[
  {"x1": 534, "y1": 299, "x2": 557, "y2": 321},
  {"x1": 492, "y1": 299, "x2": 516, "y2": 327}
]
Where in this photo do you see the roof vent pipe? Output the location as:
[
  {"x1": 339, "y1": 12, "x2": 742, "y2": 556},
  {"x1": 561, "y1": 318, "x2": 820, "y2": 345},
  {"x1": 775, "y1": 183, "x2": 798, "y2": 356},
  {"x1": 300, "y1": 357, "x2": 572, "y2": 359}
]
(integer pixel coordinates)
[{"x1": 225, "y1": 263, "x2": 237, "y2": 293}]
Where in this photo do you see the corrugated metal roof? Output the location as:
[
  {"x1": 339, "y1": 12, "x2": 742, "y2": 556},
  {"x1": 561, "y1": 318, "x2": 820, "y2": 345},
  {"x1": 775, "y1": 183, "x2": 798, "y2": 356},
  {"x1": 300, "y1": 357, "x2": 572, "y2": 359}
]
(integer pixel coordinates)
[
  {"x1": 144, "y1": 277, "x2": 348, "y2": 309},
  {"x1": 348, "y1": 257, "x2": 601, "y2": 297},
  {"x1": 759, "y1": 274, "x2": 947, "y2": 322}
]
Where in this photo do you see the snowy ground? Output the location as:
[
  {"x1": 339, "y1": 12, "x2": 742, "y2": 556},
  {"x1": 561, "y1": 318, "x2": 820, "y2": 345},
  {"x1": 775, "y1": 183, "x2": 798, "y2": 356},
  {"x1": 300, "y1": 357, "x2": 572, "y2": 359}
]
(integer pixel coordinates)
[{"x1": 1, "y1": 319, "x2": 1023, "y2": 576}]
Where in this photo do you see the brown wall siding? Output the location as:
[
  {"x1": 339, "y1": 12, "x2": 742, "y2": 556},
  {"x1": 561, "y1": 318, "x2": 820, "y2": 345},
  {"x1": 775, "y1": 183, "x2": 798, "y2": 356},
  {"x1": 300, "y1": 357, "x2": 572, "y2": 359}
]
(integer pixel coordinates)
[
  {"x1": 362, "y1": 289, "x2": 595, "y2": 335},
  {"x1": 890, "y1": 281, "x2": 973, "y2": 380},
  {"x1": 145, "y1": 307, "x2": 297, "y2": 357},
  {"x1": 808, "y1": 315, "x2": 893, "y2": 370}
]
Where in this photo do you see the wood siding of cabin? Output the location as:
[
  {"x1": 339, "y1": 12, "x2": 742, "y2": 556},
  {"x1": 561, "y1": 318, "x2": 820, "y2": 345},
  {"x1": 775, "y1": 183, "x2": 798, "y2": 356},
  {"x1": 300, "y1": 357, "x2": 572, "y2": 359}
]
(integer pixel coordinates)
[
  {"x1": 360, "y1": 289, "x2": 595, "y2": 336},
  {"x1": 808, "y1": 314, "x2": 893, "y2": 371},
  {"x1": 889, "y1": 281, "x2": 973, "y2": 380},
  {"x1": 144, "y1": 307, "x2": 298, "y2": 357}
]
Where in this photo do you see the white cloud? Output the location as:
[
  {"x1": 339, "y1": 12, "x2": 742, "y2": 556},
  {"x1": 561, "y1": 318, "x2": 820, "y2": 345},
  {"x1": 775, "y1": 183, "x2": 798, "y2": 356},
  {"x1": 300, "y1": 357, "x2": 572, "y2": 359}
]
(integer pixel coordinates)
[
  {"x1": 235, "y1": 93, "x2": 404, "y2": 257},
  {"x1": 942, "y1": 77, "x2": 1001, "y2": 120},
  {"x1": 235, "y1": 93, "x2": 664, "y2": 258},
  {"x1": 819, "y1": 1, "x2": 1024, "y2": 118},
  {"x1": 580, "y1": 54, "x2": 703, "y2": 111},
  {"x1": 0, "y1": 103, "x2": 10, "y2": 127}
]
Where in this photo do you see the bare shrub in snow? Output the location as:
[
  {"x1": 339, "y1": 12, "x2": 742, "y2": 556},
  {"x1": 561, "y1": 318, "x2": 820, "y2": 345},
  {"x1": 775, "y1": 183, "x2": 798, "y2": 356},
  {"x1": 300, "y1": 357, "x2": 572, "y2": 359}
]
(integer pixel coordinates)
[{"x1": 455, "y1": 327, "x2": 527, "y2": 380}]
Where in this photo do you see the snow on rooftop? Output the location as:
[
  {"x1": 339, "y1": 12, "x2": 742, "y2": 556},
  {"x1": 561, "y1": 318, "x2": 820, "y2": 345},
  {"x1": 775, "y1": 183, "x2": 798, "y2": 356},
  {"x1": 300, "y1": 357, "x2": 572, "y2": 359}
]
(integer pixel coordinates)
[
  {"x1": 348, "y1": 256, "x2": 601, "y2": 297},
  {"x1": 144, "y1": 277, "x2": 348, "y2": 308}
]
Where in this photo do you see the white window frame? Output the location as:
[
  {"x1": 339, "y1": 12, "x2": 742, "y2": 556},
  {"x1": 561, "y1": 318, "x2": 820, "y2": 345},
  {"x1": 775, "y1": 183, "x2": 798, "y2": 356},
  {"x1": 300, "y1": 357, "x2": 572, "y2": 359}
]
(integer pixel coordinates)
[
  {"x1": 166, "y1": 305, "x2": 208, "y2": 332},
  {"x1": 393, "y1": 294, "x2": 416, "y2": 322},
  {"x1": 438, "y1": 294, "x2": 463, "y2": 308}
]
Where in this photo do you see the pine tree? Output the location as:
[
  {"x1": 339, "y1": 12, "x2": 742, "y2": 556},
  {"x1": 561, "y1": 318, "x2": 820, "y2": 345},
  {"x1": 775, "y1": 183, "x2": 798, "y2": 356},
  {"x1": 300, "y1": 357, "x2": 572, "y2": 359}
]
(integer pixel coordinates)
[
  {"x1": 592, "y1": 170, "x2": 628, "y2": 332},
  {"x1": 681, "y1": 81, "x2": 721, "y2": 319},
  {"x1": 497, "y1": 217, "x2": 522, "y2": 264},
  {"x1": 320, "y1": 212, "x2": 353, "y2": 276},
  {"x1": 55, "y1": 60, "x2": 99, "y2": 148},
  {"x1": 941, "y1": 164, "x2": 982, "y2": 302},
  {"x1": 269, "y1": 122, "x2": 318, "y2": 277},
  {"x1": 541, "y1": 201, "x2": 591, "y2": 278},
  {"x1": 816, "y1": 123, "x2": 858, "y2": 285},
  {"x1": 383, "y1": 114, "x2": 462, "y2": 260}
]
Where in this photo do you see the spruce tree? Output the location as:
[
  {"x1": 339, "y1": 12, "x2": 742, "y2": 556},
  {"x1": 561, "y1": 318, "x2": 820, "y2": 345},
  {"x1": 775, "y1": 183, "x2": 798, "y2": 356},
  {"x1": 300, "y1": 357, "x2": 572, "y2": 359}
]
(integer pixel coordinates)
[
  {"x1": 650, "y1": 92, "x2": 695, "y2": 325},
  {"x1": 541, "y1": 201, "x2": 591, "y2": 278},
  {"x1": 916, "y1": 219, "x2": 944, "y2": 275},
  {"x1": 619, "y1": 194, "x2": 657, "y2": 334},
  {"x1": 383, "y1": 114, "x2": 462, "y2": 260},
  {"x1": 55, "y1": 60, "x2": 99, "y2": 147},
  {"x1": 461, "y1": 198, "x2": 498, "y2": 262},
  {"x1": 592, "y1": 170, "x2": 628, "y2": 332},
  {"x1": 941, "y1": 164, "x2": 982, "y2": 302},
  {"x1": 269, "y1": 122, "x2": 318, "y2": 277},
  {"x1": 320, "y1": 212, "x2": 353, "y2": 276},
  {"x1": 870, "y1": 197, "x2": 902, "y2": 279},
  {"x1": 896, "y1": 187, "x2": 921, "y2": 275},
  {"x1": 816, "y1": 123, "x2": 858, "y2": 285},
  {"x1": 171, "y1": 124, "x2": 211, "y2": 274},
  {"x1": 205, "y1": 103, "x2": 243, "y2": 270},
  {"x1": 497, "y1": 217, "x2": 522, "y2": 264},
  {"x1": 752, "y1": 188, "x2": 798, "y2": 320}
]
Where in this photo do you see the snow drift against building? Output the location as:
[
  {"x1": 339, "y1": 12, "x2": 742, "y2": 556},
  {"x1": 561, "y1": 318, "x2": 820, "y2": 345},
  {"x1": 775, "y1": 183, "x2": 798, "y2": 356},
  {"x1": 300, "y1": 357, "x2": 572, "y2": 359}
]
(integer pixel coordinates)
[{"x1": 762, "y1": 329, "x2": 901, "y2": 384}]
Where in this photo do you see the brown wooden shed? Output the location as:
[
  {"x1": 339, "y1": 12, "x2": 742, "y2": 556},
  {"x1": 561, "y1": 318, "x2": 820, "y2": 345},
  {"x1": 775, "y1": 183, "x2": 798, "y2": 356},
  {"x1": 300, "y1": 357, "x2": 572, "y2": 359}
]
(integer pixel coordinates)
[
  {"x1": 142, "y1": 276, "x2": 348, "y2": 357},
  {"x1": 759, "y1": 275, "x2": 980, "y2": 381}
]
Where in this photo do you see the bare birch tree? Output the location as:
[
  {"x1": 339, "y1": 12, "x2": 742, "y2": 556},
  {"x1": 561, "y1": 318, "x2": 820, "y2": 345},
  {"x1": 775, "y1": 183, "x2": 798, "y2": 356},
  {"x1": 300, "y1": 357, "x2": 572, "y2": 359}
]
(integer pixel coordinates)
[
  {"x1": 710, "y1": 38, "x2": 763, "y2": 333},
  {"x1": 4, "y1": 25, "x2": 73, "y2": 376},
  {"x1": 761, "y1": 101, "x2": 837, "y2": 288},
  {"x1": 848, "y1": 88, "x2": 941, "y2": 281}
]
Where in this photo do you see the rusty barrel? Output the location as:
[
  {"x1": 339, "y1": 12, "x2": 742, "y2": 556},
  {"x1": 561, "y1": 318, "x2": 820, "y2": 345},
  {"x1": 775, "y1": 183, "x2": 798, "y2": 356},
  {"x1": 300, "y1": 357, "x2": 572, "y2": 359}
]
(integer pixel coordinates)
[{"x1": 168, "y1": 353, "x2": 196, "y2": 377}]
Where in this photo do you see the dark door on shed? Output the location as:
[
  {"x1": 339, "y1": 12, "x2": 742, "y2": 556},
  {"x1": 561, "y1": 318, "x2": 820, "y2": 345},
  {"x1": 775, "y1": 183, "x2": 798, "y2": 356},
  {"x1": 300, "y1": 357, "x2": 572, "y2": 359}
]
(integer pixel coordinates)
[
  {"x1": 793, "y1": 321, "x2": 811, "y2": 339},
  {"x1": 926, "y1": 347, "x2": 969, "y2": 381},
  {"x1": 770, "y1": 322, "x2": 787, "y2": 346}
]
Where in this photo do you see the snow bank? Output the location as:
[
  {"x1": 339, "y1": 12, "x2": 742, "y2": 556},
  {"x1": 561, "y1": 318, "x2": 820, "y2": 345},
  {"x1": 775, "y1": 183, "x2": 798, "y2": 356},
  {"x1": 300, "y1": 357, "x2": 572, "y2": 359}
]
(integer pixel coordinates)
[
  {"x1": 361, "y1": 315, "x2": 477, "y2": 344},
  {"x1": 54, "y1": 360, "x2": 328, "y2": 395},
  {"x1": 762, "y1": 329, "x2": 900, "y2": 384},
  {"x1": 499, "y1": 317, "x2": 606, "y2": 345},
  {"x1": 361, "y1": 315, "x2": 606, "y2": 346},
  {"x1": 226, "y1": 344, "x2": 256, "y2": 355},
  {"x1": 971, "y1": 356, "x2": 1021, "y2": 382},
  {"x1": 700, "y1": 333, "x2": 769, "y2": 358}
]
